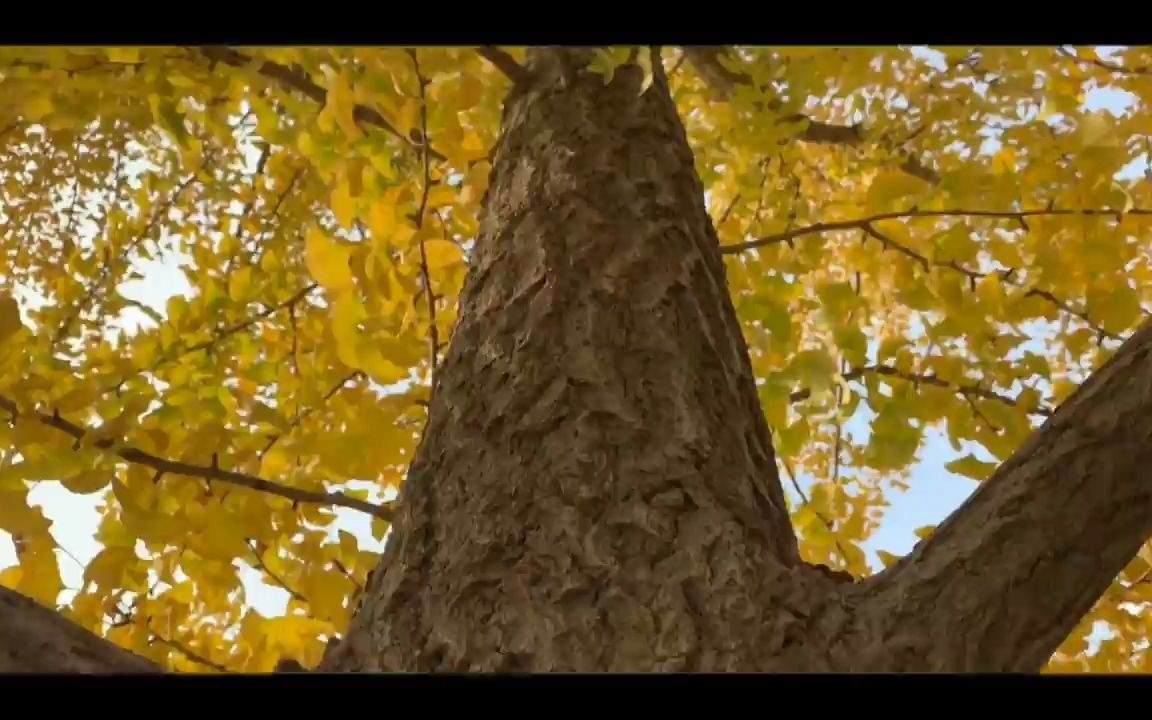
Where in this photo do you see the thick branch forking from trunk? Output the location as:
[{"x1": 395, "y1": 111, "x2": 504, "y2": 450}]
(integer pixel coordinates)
[
  {"x1": 0, "y1": 586, "x2": 161, "y2": 672},
  {"x1": 859, "y1": 318, "x2": 1152, "y2": 671}
]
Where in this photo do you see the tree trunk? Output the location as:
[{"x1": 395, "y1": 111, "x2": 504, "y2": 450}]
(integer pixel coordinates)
[
  {"x1": 3, "y1": 47, "x2": 1152, "y2": 673},
  {"x1": 320, "y1": 47, "x2": 1152, "y2": 673},
  {"x1": 324, "y1": 47, "x2": 836, "y2": 672}
]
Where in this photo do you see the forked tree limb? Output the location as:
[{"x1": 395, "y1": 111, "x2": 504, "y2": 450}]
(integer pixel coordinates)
[{"x1": 856, "y1": 317, "x2": 1152, "y2": 671}]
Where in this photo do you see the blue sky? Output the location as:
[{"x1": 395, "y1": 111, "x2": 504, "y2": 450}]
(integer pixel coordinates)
[{"x1": 1, "y1": 48, "x2": 1144, "y2": 625}]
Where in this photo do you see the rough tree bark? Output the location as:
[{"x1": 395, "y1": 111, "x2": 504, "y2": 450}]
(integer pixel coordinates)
[
  {"x1": 2, "y1": 47, "x2": 1152, "y2": 673},
  {"x1": 317, "y1": 48, "x2": 1152, "y2": 672},
  {"x1": 0, "y1": 585, "x2": 160, "y2": 672}
]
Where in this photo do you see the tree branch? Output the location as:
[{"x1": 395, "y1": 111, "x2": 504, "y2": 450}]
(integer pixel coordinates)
[
  {"x1": 195, "y1": 46, "x2": 445, "y2": 162},
  {"x1": 682, "y1": 46, "x2": 939, "y2": 183},
  {"x1": 788, "y1": 364, "x2": 1053, "y2": 417},
  {"x1": 475, "y1": 47, "x2": 530, "y2": 84},
  {"x1": 180, "y1": 283, "x2": 319, "y2": 358},
  {"x1": 150, "y1": 632, "x2": 231, "y2": 673},
  {"x1": 410, "y1": 50, "x2": 441, "y2": 380},
  {"x1": 0, "y1": 586, "x2": 161, "y2": 672},
  {"x1": 723, "y1": 206, "x2": 1152, "y2": 255},
  {"x1": 1056, "y1": 47, "x2": 1152, "y2": 76},
  {"x1": 246, "y1": 540, "x2": 307, "y2": 605},
  {"x1": 724, "y1": 206, "x2": 1150, "y2": 340},
  {"x1": 0, "y1": 395, "x2": 393, "y2": 522},
  {"x1": 858, "y1": 317, "x2": 1152, "y2": 671},
  {"x1": 259, "y1": 370, "x2": 364, "y2": 459}
]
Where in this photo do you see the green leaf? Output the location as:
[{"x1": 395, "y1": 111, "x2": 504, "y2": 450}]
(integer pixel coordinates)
[{"x1": 944, "y1": 453, "x2": 998, "y2": 481}]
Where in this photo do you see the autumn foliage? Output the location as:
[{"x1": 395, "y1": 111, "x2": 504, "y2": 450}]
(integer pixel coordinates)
[{"x1": 1, "y1": 46, "x2": 1151, "y2": 672}]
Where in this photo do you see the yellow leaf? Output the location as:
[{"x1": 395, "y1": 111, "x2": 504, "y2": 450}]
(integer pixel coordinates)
[
  {"x1": 1087, "y1": 284, "x2": 1141, "y2": 334},
  {"x1": 264, "y1": 615, "x2": 334, "y2": 656},
  {"x1": 167, "y1": 581, "x2": 195, "y2": 604},
  {"x1": 17, "y1": 536, "x2": 61, "y2": 606},
  {"x1": 1016, "y1": 386, "x2": 1042, "y2": 412},
  {"x1": 461, "y1": 160, "x2": 491, "y2": 204},
  {"x1": 0, "y1": 293, "x2": 23, "y2": 341},
  {"x1": 83, "y1": 546, "x2": 138, "y2": 589},
  {"x1": 1080, "y1": 113, "x2": 1117, "y2": 147},
  {"x1": 368, "y1": 201, "x2": 396, "y2": 242},
  {"x1": 53, "y1": 383, "x2": 99, "y2": 412},
  {"x1": 425, "y1": 185, "x2": 457, "y2": 209},
  {"x1": 975, "y1": 272, "x2": 1003, "y2": 311},
  {"x1": 61, "y1": 470, "x2": 112, "y2": 495},
  {"x1": 331, "y1": 178, "x2": 357, "y2": 229},
  {"x1": 913, "y1": 525, "x2": 936, "y2": 541},
  {"x1": 422, "y1": 239, "x2": 463, "y2": 270},
  {"x1": 371, "y1": 515, "x2": 390, "y2": 542},
  {"x1": 0, "y1": 565, "x2": 22, "y2": 590},
  {"x1": 944, "y1": 453, "x2": 997, "y2": 481},
  {"x1": 194, "y1": 520, "x2": 248, "y2": 562},
  {"x1": 876, "y1": 550, "x2": 901, "y2": 568},
  {"x1": 332, "y1": 292, "x2": 367, "y2": 369},
  {"x1": 96, "y1": 517, "x2": 136, "y2": 548},
  {"x1": 23, "y1": 94, "x2": 54, "y2": 122},
  {"x1": 106, "y1": 47, "x2": 142, "y2": 63},
  {"x1": 260, "y1": 446, "x2": 294, "y2": 480},
  {"x1": 120, "y1": 503, "x2": 182, "y2": 546},
  {"x1": 303, "y1": 570, "x2": 352, "y2": 625},
  {"x1": 991, "y1": 147, "x2": 1018, "y2": 175},
  {"x1": 358, "y1": 344, "x2": 411, "y2": 385},
  {"x1": 338, "y1": 530, "x2": 359, "y2": 566},
  {"x1": 867, "y1": 170, "x2": 930, "y2": 208},
  {"x1": 304, "y1": 226, "x2": 355, "y2": 292},
  {"x1": 326, "y1": 71, "x2": 363, "y2": 141},
  {"x1": 0, "y1": 491, "x2": 52, "y2": 535},
  {"x1": 229, "y1": 266, "x2": 255, "y2": 303}
]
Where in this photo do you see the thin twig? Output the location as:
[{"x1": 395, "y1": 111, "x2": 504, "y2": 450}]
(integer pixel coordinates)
[
  {"x1": 259, "y1": 370, "x2": 364, "y2": 459},
  {"x1": 232, "y1": 142, "x2": 272, "y2": 248},
  {"x1": 107, "y1": 284, "x2": 319, "y2": 398},
  {"x1": 715, "y1": 194, "x2": 742, "y2": 227},
  {"x1": 781, "y1": 459, "x2": 850, "y2": 566},
  {"x1": 246, "y1": 539, "x2": 307, "y2": 604},
  {"x1": 723, "y1": 206, "x2": 1152, "y2": 255},
  {"x1": 53, "y1": 150, "x2": 125, "y2": 345},
  {"x1": 196, "y1": 46, "x2": 445, "y2": 161},
  {"x1": 151, "y1": 633, "x2": 231, "y2": 673},
  {"x1": 409, "y1": 49, "x2": 441, "y2": 379},
  {"x1": 861, "y1": 222, "x2": 931, "y2": 270},
  {"x1": 667, "y1": 50, "x2": 689, "y2": 79},
  {"x1": 788, "y1": 364, "x2": 1054, "y2": 417},
  {"x1": 56, "y1": 159, "x2": 207, "y2": 345},
  {"x1": 831, "y1": 371, "x2": 845, "y2": 486},
  {"x1": 1056, "y1": 47, "x2": 1152, "y2": 76},
  {"x1": 726, "y1": 207, "x2": 1144, "y2": 340},
  {"x1": 475, "y1": 47, "x2": 530, "y2": 84},
  {"x1": 963, "y1": 393, "x2": 1001, "y2": 434},
  {"x1": 330, "y1": 558, "x2": 363, "y2": 593},
  {"x1": 179, "y1": 284, "x2": 318, "y2": 358},
  {"x1": 0, "y1": 395, "x2": 393, "y2": 521}
]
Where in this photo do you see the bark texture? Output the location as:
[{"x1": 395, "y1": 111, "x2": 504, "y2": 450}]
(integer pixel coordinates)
[
  {"x1": 326, "y1": 48, "x2": 856, "y2": 672},
  {"x1": 2, "y1": 47, "x2": 1152, "y2": 674},
  {"x1": 860, "y1": 319, "x2": 1152, "y2": 671},
  {"x1": 0, "y1": 586, "x2": 160, "y2": 672},
  {"x1": 325, "y1": 48, "x2": 1152, "y2": 673}
]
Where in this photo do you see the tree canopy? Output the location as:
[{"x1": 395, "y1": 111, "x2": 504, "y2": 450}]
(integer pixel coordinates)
[{"x1": 1, "y1": 45, "x2": 1151, "y2": 673}]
